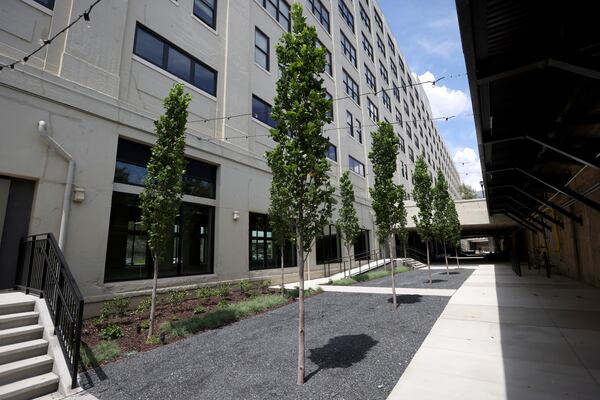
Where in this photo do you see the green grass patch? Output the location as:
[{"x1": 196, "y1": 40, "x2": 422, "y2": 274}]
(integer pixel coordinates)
[
  {"x1": 329, "y1": 265, "x2": 410, "y2": 285},
  {"x1": 284, "y1": 287, "x2": 323, "y2": 299},
  {"x1": 80, "y1": 341, "x2": 121, "y2": 369},
  {"x1": 160, "y1": 294, "x2": 289, "y2": 337}
]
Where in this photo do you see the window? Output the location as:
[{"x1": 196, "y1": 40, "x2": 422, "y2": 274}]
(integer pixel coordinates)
[
  {"x1": 134, "y1": 24, "x2": 217, "y2": 96},
  {"x1": 404, "y1": 99, "x2": 410, "y2": 115},
  {"x1": 362, "y1": 33, "x2": 374, "y2": 62},
  {"x1": 252, "y1": 95, "x2": 277, "y2": 128},
  {"x1": 342, "y1": 70, "x2": 360, "y2": 104},
  {"x1": 387, "y1": 34, "x2": 395, "y2": 55},
  {"x1": 249, "y1": 213, "x2": 297, "y2": 270},
  {"x1": 407, "y1": 125, "x2": 412, "y2": 139},
  {"x1": 398, "y1": 57, "x2": 405, "y2": 72},
  {"x1": 309, "y1": 0, "x2": 330, "y2": 32},
  {"x1": 346, "y1": 110, "x2": 354, "y2": 138},
  {"x1": 114, "y1": 138, "x2": 217, "y2": 198},
  {"x1": 327, "y1": 143, "x2": 338, "y2": 162},
  {"x1": 359, "y1": 4, "x2": 371, "y2": 32},
  {"x1": 104, "y1": 192, "x2": 214, "y2": 282},
  {"x1": 364, "y1": 64, "x2": 376, "y2": 91},
  {"x1": 393, "y1": 83, "x2": 400, "y2": 102},
  {"x1": 317, "y1": 225, "x2": 341, "y2": 264},
  {"x1": 338, "y1": 0, "x2": 355, "y2": 32},
  {"x1": 356, "y1": 119, "x2": 363, "y2": 143},
  {"x1": 415, "y1": 136, "x2": 420, "y2": 149},
  {"x1": 259, "y1": 0, "x2": 290, "y2": 31},
  {"x1": 401, "y1": 77, "x2": 407, "y2": 91},
  {"x1": 340, "y1": 32, "x2": 357, "y2": 67},
  {"x1": 399, "y1": 136, "x2": 405, "y2": 153},
  {"x1": 390, "y1": 61, "x2": 398, "y2": 78},
  {"x1": 382, "y1": 91, "x2": 391, "y2": 112},
  {"x1": 325, "y1": 91, "x2": 334, "y2": 120},
  {"x1": 395, "y1": 107, "x2": 402, "y2": 124},
  {"x1": 349, "y1": 156, "x2": 365, "y2": 176},
  {"x1": 367, "y1": 98, "x2": 378, "y2": 121},
  {"x1": 33, "y1": 0, "x2": 54, "y2": 9},
  {"x1": 379, "y1": 61, "x2": 388, "y2": 84},
  {"x1": 376, "y1": 34, "x2": 386, "y2": 57},
  {"x1": 255, "y1": 28, "x2": 270, "y2": 70},
  {"x1": 317, "y1": 41, "x2": 333, "y2": 76},
  {"x1": 374, "y1": 9, "x2": 383, "y2": 31},
  {"x1": 409, "y1": 147, "x2": 414, "y2": 162},
  {"x1": 194, "y1": 0, "x2": 217, "y2": 29}
]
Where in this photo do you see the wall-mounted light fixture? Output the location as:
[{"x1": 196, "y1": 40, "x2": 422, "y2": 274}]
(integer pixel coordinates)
[
  {"x1": 73, "y1": 187, "x2": 85, "y2": 203},
  {"x1": 232, "y1": 210, "x2": 240, "y2": 221}
]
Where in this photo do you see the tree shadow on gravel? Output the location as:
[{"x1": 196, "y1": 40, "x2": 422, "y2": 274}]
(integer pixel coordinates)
[
  {"x1": 387, "y1": 294, "x2": 423, "y2": 305},
  {"x1": 306, "y1": 334, "x2": 378, "y2": 382},
  {"x1": 438, "y1": 271, "x2": 460, "y2": 275},
  {"x1": 425, "y1": 279, "x2": 447, "y2": 284}
]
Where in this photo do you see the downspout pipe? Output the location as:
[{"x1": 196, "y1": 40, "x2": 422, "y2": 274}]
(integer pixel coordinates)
[{"x1": 38, "y1": 120, "x2": 74, "y2": 251}]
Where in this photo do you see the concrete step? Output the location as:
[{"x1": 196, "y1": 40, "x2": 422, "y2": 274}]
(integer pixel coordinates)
[
  {"x1": 0, "y1": 326, "x2": 44, "y2": 347},
  {"x1": 0, "y1": 340, "x2": 48, "y2": 365},
  {"x1": 0, "y1": 355, "x2": 53, "y2": 385},
  {"x1": 0, "y1": 301, "x2": 35, "y2": 317},
  {"x1": 0, "y1": 372, "x2": 59, "y2": 400},
  {"x1": 0, "y1": 313, "x2": 39, "y2": 331}
]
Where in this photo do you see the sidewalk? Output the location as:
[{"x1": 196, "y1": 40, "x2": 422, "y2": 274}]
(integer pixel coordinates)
[{"x1": 387, "y1": 263, "x2": 600, "y2": 399}]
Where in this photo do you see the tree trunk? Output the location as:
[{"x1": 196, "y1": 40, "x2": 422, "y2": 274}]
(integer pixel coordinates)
[
  {"x1": 426, "y1": 240, "x2": 431, "y2": 284},
  {"x1": 296, "y1": 229, "x2": 305, "y2": 385},
  {"x1": 148, "y1": 256, "x2": 159, "y2": 338},
  {"x1": 389, "y1": 236, "x2": 397, "y2": 309},
  {"x1": 444, "y1": 242, "x2": 448, "y2": 275},
  {"x1": 455, "y1": 247, "x2": 460, "y2": 269},
  {"x1": 307, "y1": 255, "x2": 311, "y2": 281},
  {"x1": 281, "y1": 251, "x2": 285, "y2": 296},
  {"x1": 346, "y1": 243, "x2": 352, "y2": 278},
  {"x1": 403, "y1": 242, "x2": 407, "y2": 267}
]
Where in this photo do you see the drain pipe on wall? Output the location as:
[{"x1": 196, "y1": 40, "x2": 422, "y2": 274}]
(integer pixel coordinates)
[{"x1": 37, "y1": 120, "x2": 74, "y2": 251}]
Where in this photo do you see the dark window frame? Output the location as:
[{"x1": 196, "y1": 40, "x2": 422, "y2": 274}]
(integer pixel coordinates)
[
  {"x1": 193, "y1": 0, "x2": 217, "y2": 29},
  {"x1": 254, "y1": 27, "x2": 270, "y2": 71},
  {"x1": 309, "y1": 0, "x2": 331, "y2": 32},
  {"x1": 259, "y1": 0, "x2": 291, "y2": 31},
  {"x1": 252, "y1": 94, "x2": 277, "y2": 128},
  {"x1": 361, "y1": 32, "x2": 374, "y2": 62},
  {"x1": 342, "y1": 69, "x2": 360, "y2": 104},
  {"x1": 340, "y1": 31, "x2": 357, "y2": 68},
  {"x1": 338, "y1": 0, "x2": 355, "y2": 33},
  {"x1": 348, "y1": 155, "x2": 365, "y2": 177}
]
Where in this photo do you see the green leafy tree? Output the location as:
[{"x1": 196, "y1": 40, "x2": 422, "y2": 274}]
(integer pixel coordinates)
[
  {"x1": 447, "y1": 198, "x2": 461, "y2": 268},
  {"x1": 268, "y1": 181, "x2": 294, "y2": 296},
  {"x1": 266, "y1": 4, "x2": 335, "y2": 385},
  {"x1": 433, "y1": 170, "x2": 452, "y2": 274},
  {"x1": 412, "y1": 155, "x2": 434, "y2": 283},
  {"x1": 458, "y1": 183, "x2": 477, "y2": 199},
  {"x1": 140, "y1": 83, "x2": 191, "y2": 338},
  {"x1": 369, "y1": 121, "x2": 401, "y2": 308},
  {"x1": 391, "y1": 185, "x2": 408, "y2": 267},
  {"x1": 337, "y1": 172, "x2": 361, "y2": 278}
]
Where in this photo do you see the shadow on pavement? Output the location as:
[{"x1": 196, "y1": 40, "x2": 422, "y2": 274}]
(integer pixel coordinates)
[
  {"x1": 306, "y1": 334, "x2": 378, "y2": 382},
  {"x1": 387, "y1": 294, "x2": 423, "y2": 304}
]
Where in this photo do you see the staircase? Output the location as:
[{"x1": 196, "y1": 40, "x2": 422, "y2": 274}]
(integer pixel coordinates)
[
  {"x1": 0, "y1": 292, "x2": 58, "y2": 400},
  {"x1": 400, "y1": 258, "x2": 427, "y2": 269}
]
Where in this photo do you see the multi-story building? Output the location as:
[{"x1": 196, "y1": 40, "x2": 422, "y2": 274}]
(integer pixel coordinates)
[{"x1": 0, "y1": 0, "x2": 460, "y2": 306}]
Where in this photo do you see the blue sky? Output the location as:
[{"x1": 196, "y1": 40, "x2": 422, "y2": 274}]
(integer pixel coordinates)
[{"x1": 378, "y1": 0, "x2": 482, "y2": 190}]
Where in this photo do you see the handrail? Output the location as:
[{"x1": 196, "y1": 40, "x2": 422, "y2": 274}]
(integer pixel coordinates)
[
  {"x1": 16, "y1": 233, "x2": 84, "y2": 389},
  {"x1": 319, "y1": 248, "x2": 388, "y2": 277}
]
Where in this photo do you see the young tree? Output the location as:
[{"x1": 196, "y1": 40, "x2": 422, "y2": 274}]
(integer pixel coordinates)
[
  {"x1": 458, "y1": 183, "x2": 477, "y2": 199},
  {"x1": 269, "y1": 181, "x2": 294, "y2": 296},
  {"x1": 392, "y1": 185, "x2": 408, "y2": 267},
  {"x1": 337, "y1": 172, "x2": 361, "y2": 278},
  {"x1": 266, "y1": 4, "x2": 335, "y2": 385},
  {"x1": 433, "y1": 170, "x2": 451, "y2": 275},
  {"x1": 447, "y1": 198, "x2": 461, "y2": 268},
  {"x1": 140, "y1": 83, "x2": 191, "y2": 338},
  {"x1": 369, "y1": 121, "x2": 400, "y2": 308},
  {"x1": 412, "y1": 155, "x2": 434, "y2": 284}
]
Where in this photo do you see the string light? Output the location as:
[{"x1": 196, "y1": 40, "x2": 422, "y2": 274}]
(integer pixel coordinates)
[{"x1": 0, "y1": 0, "x2": 104, "y2": 71}]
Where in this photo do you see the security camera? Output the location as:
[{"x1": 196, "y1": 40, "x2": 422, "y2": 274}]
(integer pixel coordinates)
[{"x1": 37, "y1": 120, "x2": 48, "y2": 135}]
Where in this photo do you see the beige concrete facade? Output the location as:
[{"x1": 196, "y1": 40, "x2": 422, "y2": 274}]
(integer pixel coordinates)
[{"x1": 0, "y1": 0, "x2": 461, "y2": 305}]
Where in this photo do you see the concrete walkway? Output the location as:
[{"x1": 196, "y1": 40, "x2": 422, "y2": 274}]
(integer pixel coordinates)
[
  {"x1": 387, "y1": 263, "x2": 600, "y2": 400},
  {"x1": 320, "y1": 285, "x2": 456, "y2": 297}
]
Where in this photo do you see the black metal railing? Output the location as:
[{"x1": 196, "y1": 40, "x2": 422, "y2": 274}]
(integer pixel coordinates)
[
  {"x1": 16, "y1": 233, "x2": 84, "y2": 389},
  {"x1": 405, "y1": 247, "x2": 428, "y2": 263},
  {"x1": 320, "y1": 248, "x2": 390, "y2": 278}
]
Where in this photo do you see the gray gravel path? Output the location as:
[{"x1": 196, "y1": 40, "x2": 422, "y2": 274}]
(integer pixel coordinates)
[
  {"x1": 357, "y1": 266, "x2": 473, "y2": 289},
  {"x1": 80, "y1": 287, "x2": 453, "y2": 400}
]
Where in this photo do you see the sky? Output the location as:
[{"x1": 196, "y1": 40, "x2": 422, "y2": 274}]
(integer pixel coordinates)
[{"x1": 378, "y1": 0, "x2": 483, "y2": 191}]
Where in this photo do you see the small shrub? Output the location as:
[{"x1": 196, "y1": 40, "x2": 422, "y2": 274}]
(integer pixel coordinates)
[
  {"x1": 217, "y1": 283, "x2": 230, "y2": 298},
  {"x1": 145, "y1": 335, "x2": 160, "y2": 345},
  {"x1": 140, "y1": 320, "x2": 150, "y2": 330},
  {"x1": 239, "y1": 280, "x2": 252, "y2": 293},
  {"x1": 99, "y1": 324, "x2": 124, "y2": 341},
  {"x1": 92, "y1": 316, "x2": 105, "y2": 328},
  {"x1": 259, "y1": 279, "x2": 272, "y2": 290},
  {"x1": 100, "y1": 297, "x2": 130, "y2": 318},
  {"x1": 80, "y1": 341, "x2": 121, "y2": 369},
  {"x1": 352, "y1": 274, "x2": 369, "y2": 282},
  {"x1": 217, "y1": 299, "x2": 229, "y2": 307},
  {"x1": 196, "y1": 287, "x2": 212, "y2": 300},
  {"x1": 135, "y1": 297, "x2": 152, "y2": 315},
  {"x1": 331, "y1": 278, "x2": 356, "y2": 286},
  {"x1": 193, "y1": 305, "x2": 207, "y2": 314},
  {"x1": 168, "y1": 290, "x2": 187, "y2": 308}
]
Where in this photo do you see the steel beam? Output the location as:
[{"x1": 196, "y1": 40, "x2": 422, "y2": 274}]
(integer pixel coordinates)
[
  {"x1": 500, "y1": 211, "x2": 542, "y2": 233},
  {"x1": 507, "y1": 196, "x2": 565, "y2": 228},
  {"x1": 488, "y1": 168, "x2": 600, "y2": 213}
]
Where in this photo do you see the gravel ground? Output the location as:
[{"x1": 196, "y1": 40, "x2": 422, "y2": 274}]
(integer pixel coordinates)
[
  {"x1": 81, "y1": 290, "x2": 452, "y2": 400},
  {"x1": 357, "y1": 266, "x2": 474, "y2": 289}
]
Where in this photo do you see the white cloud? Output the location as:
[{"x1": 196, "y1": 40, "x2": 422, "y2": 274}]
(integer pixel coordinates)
[
  {"x1": 417, "y1": 71, "x2": 471, "y2": 117},
  {"x1": 416, "y1": 38, "x2": 460, "y2": 59},
  {"x1": 453, "y1": 147, "x2": 483, "y2": 191}
]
